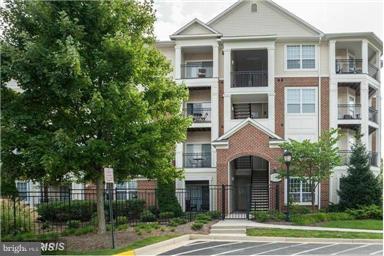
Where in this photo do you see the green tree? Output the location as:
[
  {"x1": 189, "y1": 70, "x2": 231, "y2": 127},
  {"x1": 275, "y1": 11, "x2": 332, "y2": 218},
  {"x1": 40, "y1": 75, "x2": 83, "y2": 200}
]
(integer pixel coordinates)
[
  {"x1": 157, "y1": 180, "x2": 182, "y2": 217},
  {"x1": 1, "y1": 0, "x2": 190, "y2": 233},
  {"x1": 338, "y1": 133, "x2": 382, "y2": 209},
  {"x1": 279, "y1": 129, "x2": 341, "y2": 212}
]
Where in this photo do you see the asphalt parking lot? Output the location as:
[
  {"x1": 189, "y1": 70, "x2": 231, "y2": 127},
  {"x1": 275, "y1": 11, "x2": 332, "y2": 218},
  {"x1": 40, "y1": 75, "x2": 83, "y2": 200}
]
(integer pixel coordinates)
[{"x1": 160, "y1": 240, "x2": 383, "y2": 255}]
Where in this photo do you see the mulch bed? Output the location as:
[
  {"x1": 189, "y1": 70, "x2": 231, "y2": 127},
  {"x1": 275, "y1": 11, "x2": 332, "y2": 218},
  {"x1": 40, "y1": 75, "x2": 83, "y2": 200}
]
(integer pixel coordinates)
[{"x1": 62, "y1": 221, "x2": 216, "y2": 251}]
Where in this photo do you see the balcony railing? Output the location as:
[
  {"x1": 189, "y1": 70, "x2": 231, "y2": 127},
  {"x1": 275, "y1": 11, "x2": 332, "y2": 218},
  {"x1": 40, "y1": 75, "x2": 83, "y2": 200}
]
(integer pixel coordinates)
[
  {"x1": 339, "y1": 150, "x2": 378, "y2": 167},
  {"x1": 336, "y1": 59, "x2": 362, "y2": 74},
  {"x1": 183, "y1": 152, "x2": 211, "y2": 168},
  {"x1": 369, "y1": 107, "x2": 378, "y2": 123},
  {"x1": 338, "y1": 104, "x2": 361, "y2": 120},
  {"x1": 184, "y1": 107, "x2": 211, "y2": 123},
  {"x1": 231, "y1": 71, "x2": 268, "y2": 87},
  {"x1": 368, "y1": 63, "x2": 379, "y2": 80},
  {"x1": 181, "y1": 63, "x2": 213, "y2": 79}
]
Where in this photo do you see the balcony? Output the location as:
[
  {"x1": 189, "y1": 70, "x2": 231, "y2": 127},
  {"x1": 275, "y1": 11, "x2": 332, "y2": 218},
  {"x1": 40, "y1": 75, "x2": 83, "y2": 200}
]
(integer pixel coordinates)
[
  {"x1": 181, "y1": 62, "x2": 213, "y2": 79},
  {"x1": 184, "y1": 107, "x2": 211, "y2": 123},
  {"x1": 339, "y1": 150, "x2": 378, "y2": 167},
  {"x1": 368, "y1": 63, "x2": 379, "y2": 81},
  {"x1": 231, "y1": 71, "x2": 268, "y2": 88},
  {"x1": 338, "y1": 104, "x2": 361, "y2": 120},
  {"x1": 183, "y1": 152, "x2": 211, "y2": 168},
  {"x1": 232, "y1": 103, "x2": 268, "y2": 119},
  {"x1": 368, "y1": 107, "x2": 378, "y2": 123},
  {"x1": 336, "y1": 59, "x2": 362, "y2": 74}
]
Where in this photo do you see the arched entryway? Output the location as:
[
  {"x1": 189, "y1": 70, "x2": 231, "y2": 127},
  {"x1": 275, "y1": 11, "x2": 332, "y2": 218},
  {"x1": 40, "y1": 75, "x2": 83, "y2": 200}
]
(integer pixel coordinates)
[{"x1": 228, "y1": 155, "x2": 269, "y2": 217}]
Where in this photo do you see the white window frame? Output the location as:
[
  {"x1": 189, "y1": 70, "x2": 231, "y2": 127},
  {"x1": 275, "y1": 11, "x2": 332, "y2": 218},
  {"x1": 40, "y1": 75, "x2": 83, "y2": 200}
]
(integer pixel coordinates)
[
  {"x1": 284, "y1": 177, "x2": 318, "y2": 205},
  {"x1": 285, "y1": 44, "x2": 318, "y2": 71},
  {"x1": 285, "y1": 87, "x2": 317, "y2": 115}
]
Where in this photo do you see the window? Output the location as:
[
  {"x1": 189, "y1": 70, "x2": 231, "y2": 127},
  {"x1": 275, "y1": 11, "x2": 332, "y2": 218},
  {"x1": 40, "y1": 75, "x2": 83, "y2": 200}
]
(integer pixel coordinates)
[
  {"x1": 116, "y1": 181, "x2": 137, "y2": 200},
  {"x1": 16, "y1": 181, "x2": 28, "y2": 201},
  {"x1": 286, "y1": 45, "x2": 316, "y2": 70},
  {"x1": 184, "y1": 144, "x2": 211, "y2": 168},
  {"x1": 289, "y1": 177, "x2": 311, "y2": 204},
  {"x1": 286, "y1": 88, "x2": 316, "y2": 114}
]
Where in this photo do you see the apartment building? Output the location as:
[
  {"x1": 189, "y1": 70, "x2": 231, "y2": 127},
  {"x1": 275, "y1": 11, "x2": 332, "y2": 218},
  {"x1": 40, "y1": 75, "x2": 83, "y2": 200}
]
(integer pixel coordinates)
[{"x1": 156, "y1": 0, "x2": 382, "y2": 214}]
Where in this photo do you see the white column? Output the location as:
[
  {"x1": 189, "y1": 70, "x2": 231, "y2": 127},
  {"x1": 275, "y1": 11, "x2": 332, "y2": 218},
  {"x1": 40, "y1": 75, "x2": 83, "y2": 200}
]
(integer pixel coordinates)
[
  {"x1": 362, "y1": 40, "x2": 368, "y2": 74},
  {"x1": 375, "y1": 52, "x2": 381, "y2": 81},
  {"x1": 224, "y1": 94, "x2": 231, "y2": 133},
  {"x1": 329, "y1": 40, "x2": 336, "y2": 75},
  {"x1": 268, "y1": 93, "x2": 275, "y2": 132},
  {"x1": 212, "y1": 45, "x2": 219, "y2": 78},
  {"x1": 376, "y1": 91, "x2": 381, "y2": 165},
  {"x1": 211, "y1": 81, "x2": 219, "y2": 167},
  {"x1": 329, "y1": 82, "x2": 338, "y2": 129},
  {"x1": 360, "y1": 81, "x2": 369, "y2": 147},
  {"x1": 175, "y1": 143, "x2": 183, "y2": 168},
  {"x1": 267, "y1": 46, "x2": 275, "y2": 89},
  {"x1": 175, "y1": 46, "x2": 182, "y2": 79}
]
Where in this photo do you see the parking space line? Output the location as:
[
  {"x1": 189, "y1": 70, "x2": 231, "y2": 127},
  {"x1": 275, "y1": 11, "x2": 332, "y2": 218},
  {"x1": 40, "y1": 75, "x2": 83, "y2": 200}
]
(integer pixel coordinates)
[
  {"x1": 250, "y1": 243, "x2": 305, "y2": 255},
  {"x1": 212, "y1": 242, "x2": 274, "y2": 256},
  {"x1": 173, "y1": 242, "x2": 241, "y2": 256},
  {"x1": 293, "y1": 243, "x2": 337, "y2": 255},
  {"x1": 331, "y1": 244, "x2": 369, "y2": 255},
  {"x1": 370, "y1": 250, "x2": 383, "y2": 255}
]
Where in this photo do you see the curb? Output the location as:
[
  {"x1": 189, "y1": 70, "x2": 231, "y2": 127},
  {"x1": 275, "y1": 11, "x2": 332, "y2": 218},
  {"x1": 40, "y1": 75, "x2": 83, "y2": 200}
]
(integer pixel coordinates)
[
  {"x1": 134, "y1": 235, "x2": 191, "y2": 256},
  {"x1": 190, "y1": 234, "x2": 383, "y2": 244}
]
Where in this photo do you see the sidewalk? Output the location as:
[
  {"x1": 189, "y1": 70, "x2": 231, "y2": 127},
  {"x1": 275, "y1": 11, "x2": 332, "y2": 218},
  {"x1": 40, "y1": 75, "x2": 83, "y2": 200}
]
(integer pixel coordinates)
[{"x1": 212, "y1": 220, "x2": 383, "y2": 233}]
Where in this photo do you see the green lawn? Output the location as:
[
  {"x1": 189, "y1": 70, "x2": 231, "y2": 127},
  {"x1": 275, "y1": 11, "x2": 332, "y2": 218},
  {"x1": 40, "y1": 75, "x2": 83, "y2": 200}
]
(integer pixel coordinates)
[
  {"x1": 63, "y1": 234, "x2": 179, "y2": 255},
  {"x1": 247, "y1": 228, "x2": 382, "y2": 239},
  {"x1": 320, "y1": 219, "x2": 383, "y2": 230}
]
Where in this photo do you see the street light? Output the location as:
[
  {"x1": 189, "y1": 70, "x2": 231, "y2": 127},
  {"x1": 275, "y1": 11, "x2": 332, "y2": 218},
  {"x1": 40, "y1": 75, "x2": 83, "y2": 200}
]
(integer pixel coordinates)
[{"x1": 283, "y1": 150, "x2": 292, "y2": 221}]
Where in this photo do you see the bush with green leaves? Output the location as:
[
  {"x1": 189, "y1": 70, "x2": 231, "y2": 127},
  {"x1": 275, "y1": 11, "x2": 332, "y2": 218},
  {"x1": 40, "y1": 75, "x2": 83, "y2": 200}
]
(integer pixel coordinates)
[
  {"x1": 168, "y1": 217, "x2": 187, "y2": 227},
  {"x1": 252, "y1": 211, "x2": 269, "y2": 222},
  {"x1": 207, "y1": 211, "x2": 222, "y2": 219},
  {"x1": 157, "y1": 181, "x2": 183, "y2": 217},
  {"x1": 191, "y1": 222, "x2": 203, "y2": 230},
  {"x1": 195, "y1": 213, "x2": 211, "y2": 224},
  {"x1": 1, "y1": 199, "x2": 35, "y2": 235},
  {"x1": 291, "y1": 212, "x2": 354, "y2": 225},
  {"x1": 116, "y1": 216, "x2": 128, "y2": 225},
  {"x1": 140, "y1": 209, "x2": 157, "y2": 222},
  {"x1": 66, "y1": 220, "x2": 80, "y2": 229},
  {"x1": 147, "y1": 206, "x2": 160, "y2": 217},
  {"x1": 346, "y1": 205, "x2": 382, "y2": 220},
  {"x1": 62, "y1": 225, "x2": 95, "y2": 236},
  {"x1": 159, "y1": 211, "x2": 174, "y2": 219},
  {"x1": 290, "y1": 205, "x2": 310, "y2": 215}
]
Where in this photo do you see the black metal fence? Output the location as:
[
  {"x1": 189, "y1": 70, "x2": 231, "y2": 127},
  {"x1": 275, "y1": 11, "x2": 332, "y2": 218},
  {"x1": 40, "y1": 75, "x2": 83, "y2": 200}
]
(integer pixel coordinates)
[
  {"x1": 336, "y1": 59, "x2": 363, "y2": 74},
  {"x1": 231, "y1": 71, "x2": 268, "y2": 87}
]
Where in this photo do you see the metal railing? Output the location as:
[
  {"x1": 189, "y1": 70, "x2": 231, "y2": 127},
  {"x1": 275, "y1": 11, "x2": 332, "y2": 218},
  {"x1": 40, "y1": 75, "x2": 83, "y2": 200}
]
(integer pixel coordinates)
[
  {"x1": 184, "y1": 107, "x2": 211, "y2": 123},
  {"x1": 231, "y1": 71, "x2": 268, "y2": 87},
  {"x1": 183, "y1": 152, "x2": 211, "y2": 168},
  {"x1": 369, "y1": 107, "x2": 378, "y2": 123},
  {"x1": 368, "y1": 63, "x2": 379, "y2": 80},
  {"x1": 181, "y1": 62, "x2": 213, "y2": 79},
  {"x1": 339, "y1": 150, "x2": 378, "y2": 167},
  {"x1": 336, "y1": 59, "x2": 363, "y2": 74},
  {"x1": 338, "y1": 104, "x2": 361, "y2": 119}
]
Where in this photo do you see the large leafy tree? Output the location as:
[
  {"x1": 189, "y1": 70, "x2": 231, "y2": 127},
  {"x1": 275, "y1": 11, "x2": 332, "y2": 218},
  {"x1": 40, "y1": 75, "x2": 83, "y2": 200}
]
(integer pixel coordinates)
[
  {"x1": 338, "y1": 133, "x2": 382, "y2": 209},
  {"x1": 279, "y1": 129, "x2": 341, "y2": 212},
  {"x1": 1, "y1": 0, "x2": 190, "y2": 233}
]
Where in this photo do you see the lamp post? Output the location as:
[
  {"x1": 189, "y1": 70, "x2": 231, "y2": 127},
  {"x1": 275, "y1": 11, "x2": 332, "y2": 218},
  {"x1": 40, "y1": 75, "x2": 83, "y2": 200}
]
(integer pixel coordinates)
[{"x1": 283, "y1": 150, "x2": 292, "y2": 222}]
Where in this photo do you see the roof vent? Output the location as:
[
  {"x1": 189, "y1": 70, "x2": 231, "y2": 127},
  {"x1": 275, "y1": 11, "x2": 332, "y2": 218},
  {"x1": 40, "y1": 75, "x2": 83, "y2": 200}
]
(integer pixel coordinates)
[{"x1": 251, "y1": 3, "x2": 257, "y2": 12}]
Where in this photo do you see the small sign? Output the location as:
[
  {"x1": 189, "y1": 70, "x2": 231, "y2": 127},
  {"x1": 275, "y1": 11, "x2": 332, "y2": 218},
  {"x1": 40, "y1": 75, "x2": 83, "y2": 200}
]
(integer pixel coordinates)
[
  {"x1": 104, "y1": 168, "x2": 114, "y2": 183},
  {"x1": 270, "y1": 173, "x2": 282, "y2": 183}
]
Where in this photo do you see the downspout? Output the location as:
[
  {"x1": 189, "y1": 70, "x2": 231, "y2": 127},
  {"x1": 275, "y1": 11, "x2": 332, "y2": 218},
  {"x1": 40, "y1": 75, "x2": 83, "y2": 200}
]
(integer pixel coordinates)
[{"x1": 318, "y1": 35, "x2": 323, "y2": 210}]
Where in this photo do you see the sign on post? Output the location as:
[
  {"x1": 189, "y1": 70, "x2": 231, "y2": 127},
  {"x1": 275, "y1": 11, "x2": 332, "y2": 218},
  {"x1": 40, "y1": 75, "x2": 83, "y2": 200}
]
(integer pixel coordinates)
[
  {"x1": 103, "y1": 167, "x2": 115, "y2": 249},
  {"x1": 104, "y1": 167, "x2": 114, "y2": 183}
]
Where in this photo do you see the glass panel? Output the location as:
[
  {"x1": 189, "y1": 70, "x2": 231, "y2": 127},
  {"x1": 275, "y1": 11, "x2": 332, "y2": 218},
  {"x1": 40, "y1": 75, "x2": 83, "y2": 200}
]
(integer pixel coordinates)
[
  {"x1": 302, "y1": 104, "x2": 315, "y2": 113},
  {"x1": 287, "y1": 60, "x2": 300, "y2": 69},
  {"x1": 302, "y1": 45, "x2": 315, "y2": 59},
  {"x1": 302, "y1": 59, "x2": 315, "y2": 69},
  {"x1": 302, "y1": 89, "x2": 315, "y2": 103},
  {"x1": 302, "y1": 193, "x2": 312, "y2": 202},
  {"x1": 287, "y1": 104, "x2": 300, "y2": 113},
  {"x1": 287, "y1": 45, "x2": 300, "y2": 59},
  {"x1": 287, "y1": 89, "x2": 300, "y2": 113}
]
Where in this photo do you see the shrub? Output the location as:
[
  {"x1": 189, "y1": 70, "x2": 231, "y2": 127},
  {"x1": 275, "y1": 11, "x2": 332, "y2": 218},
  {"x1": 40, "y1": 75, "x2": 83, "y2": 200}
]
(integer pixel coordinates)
[
  {"x1": 157, "y1": 181, "x2": 183, "y2": 217},
  {"x1": 140, "y1": 210, "x2": 157, "y2": 222},
  {"x1": 268, "y1": 210, "x2": 285, "y2": 221},
  {"x1": 195, "y1": 213, "x2": 211, "y2": 223},
  {"x1": 252, "y1": 211, "x2": 269, "y2": 222},
  {"x1": 1, "y1": 199, "x2": 35, "y2": 235},
  {"x1": 346, "y1": 205, "x2": 383, "y2": 220},
  {"x1": 116, "y1": 216, "x2": 128, "y2": 225},
  {"x1": 191, "y1": 222, "x2": 203, "y2": 230},
  {"x1": 168, "y1": 217, "x2": 187, "y2": 227},
  {"x1": 326, "y1": 203, "x2": 344, "y2": 212},
  {"x1": 207, "y1": 211, "x2": 221, "y2": 219},
  {"x1": 66, "y1": 220, "x2": 80, "y2": 229},
  {"x1": 159, "y1": 211, "x2": 174, "y2": 219},
  {"x1": 291, "y1": 212, "x2": 353, "y2": 225},
  {"x1": 148, "y1": 206, "x2": 160, "y2": 217},
  {"x1": 326, "y1": 212, "x2": 354, "y2": 221},
  {"x1": 116, "y1": 224, "x2": 128, "y2": 231},
  {"x1": 290, "y1": 204, "x2": 310, "y2": 215},
  {"x1": 62, "y1": 225, "x2": 95, "y2": 236}
]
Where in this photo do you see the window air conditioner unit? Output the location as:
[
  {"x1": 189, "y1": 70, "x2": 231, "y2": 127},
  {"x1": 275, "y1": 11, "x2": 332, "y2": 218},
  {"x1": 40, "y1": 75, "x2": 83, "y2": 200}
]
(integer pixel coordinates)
[{"x1": 198, "y1": 68, "x2": 206, "y2": 78}]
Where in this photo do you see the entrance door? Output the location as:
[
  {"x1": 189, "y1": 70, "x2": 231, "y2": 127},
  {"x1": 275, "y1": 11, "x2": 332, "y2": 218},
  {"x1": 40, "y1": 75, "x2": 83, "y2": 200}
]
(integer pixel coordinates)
[{"x1": 234, "y1": 176, "x2": 249, "y2": 211}]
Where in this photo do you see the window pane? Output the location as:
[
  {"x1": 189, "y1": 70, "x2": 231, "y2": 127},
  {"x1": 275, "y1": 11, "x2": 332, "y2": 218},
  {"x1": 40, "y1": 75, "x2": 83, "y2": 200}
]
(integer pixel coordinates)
[
  {"x1": 302, "y1": 193, "x2": 312, "y2": 202},
  {"x1": 287, "y1": 104, "x2": 300, "y2": 113},
  {"x1": 287, "y1": 45, "x2": 300, "y2": 59},
  {"x1": 302, "y1": 104, "x2": 315, "y2": 113},
  {"x1": 287, "y1": 89, "x2": 300, "y2": 103},
  {"x1": 302, "y1": 89, "x2": 315, "y2": 103},
  {"x1": 302, "y1": 45, "x2": 315, "y2": 59},
  {"x1": 302, "y1": 59, "x2": 315, "y2": 69},
  {"x1": 287, "y1": 60, "x2": 300, "y2": 69},
  {"x1": 291, "y1": 193, "x2": 300, "y2": 202}
]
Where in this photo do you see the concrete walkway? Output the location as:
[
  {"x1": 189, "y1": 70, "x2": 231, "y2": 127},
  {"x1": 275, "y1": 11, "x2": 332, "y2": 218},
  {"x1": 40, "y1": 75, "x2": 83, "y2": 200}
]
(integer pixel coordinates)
[{"x1": 212, "y1": 220, "x2": 383, "y2": 234}]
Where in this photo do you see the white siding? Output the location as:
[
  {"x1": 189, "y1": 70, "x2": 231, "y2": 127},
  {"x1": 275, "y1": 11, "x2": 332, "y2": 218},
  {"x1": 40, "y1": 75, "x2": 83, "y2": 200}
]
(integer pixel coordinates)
[
  {"x1": 180, "y1": 23, "x2": 214, "y2": 35},
  {"x1": 210, "y1": 1, "x2": 318, "y2": 37}
]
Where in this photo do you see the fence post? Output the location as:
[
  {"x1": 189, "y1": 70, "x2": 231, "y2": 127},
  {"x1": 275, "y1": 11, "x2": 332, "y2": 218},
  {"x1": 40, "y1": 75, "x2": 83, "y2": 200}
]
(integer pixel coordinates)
[
  {"x1": 68, "y1": 187, "x2": 71, "y2": 208},
  {"x1": 247, "y1": 184, "x2": 251, "y2": 220},
  {"x1": 221, "y1": 184, "x2": 225, "y2": 220},
  {"x1": 13, "y1": 197, "x2": 17, "y2": 235}
]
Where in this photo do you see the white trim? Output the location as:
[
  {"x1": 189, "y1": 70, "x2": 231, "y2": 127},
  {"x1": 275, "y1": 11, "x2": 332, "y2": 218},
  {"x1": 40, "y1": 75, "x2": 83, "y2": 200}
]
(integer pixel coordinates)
[
  {"x1": 285, "y1": 87, "x2": 318, "y2": 115},
  {"x1": 284, "y1": 177, "x2": 319, "y2": 205},
  {"x1": 171, "y1": 18, "x2": 221, "y2": 37},
  {"x1": 284, "y1": 44, "x2": 318, "y2": 71}
]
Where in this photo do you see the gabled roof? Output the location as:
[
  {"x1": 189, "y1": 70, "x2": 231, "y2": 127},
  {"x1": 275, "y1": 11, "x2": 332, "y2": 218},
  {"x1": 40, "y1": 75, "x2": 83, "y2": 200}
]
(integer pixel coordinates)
[
  {"x1": 207, "y1": 0, "x2": 323, "y2": 36},
  {"x1": 215, "y1": 118, "x2": 282, "y2": 142},
  {"x1": 170, "y1": 18, "x2": 222, "y2": 39}
]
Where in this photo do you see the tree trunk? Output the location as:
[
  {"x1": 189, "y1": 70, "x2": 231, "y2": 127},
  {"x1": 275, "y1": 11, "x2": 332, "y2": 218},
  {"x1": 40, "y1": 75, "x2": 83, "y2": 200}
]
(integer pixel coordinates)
[{"x1": 96, "y1": 175, "x2": 106, "y2": 234}]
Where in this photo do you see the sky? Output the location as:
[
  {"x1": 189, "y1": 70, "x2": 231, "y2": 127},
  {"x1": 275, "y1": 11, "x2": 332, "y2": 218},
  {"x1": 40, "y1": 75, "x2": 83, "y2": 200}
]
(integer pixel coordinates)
[{"x1": 154, "y1": 0, "x2": 383, "y2": 41}]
